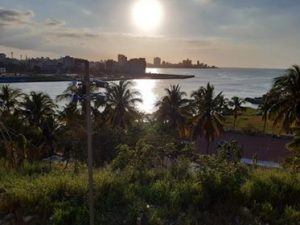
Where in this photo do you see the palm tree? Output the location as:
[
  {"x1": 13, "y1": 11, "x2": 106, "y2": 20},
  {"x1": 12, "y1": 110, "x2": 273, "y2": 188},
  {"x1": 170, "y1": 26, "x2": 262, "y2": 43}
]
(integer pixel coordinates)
[
  {"x1": 191, "y1": 83, "x2": 224, "y2": 153},
  {"x1": 155, "y1": 84, "x2": 190, "y2": 132},
  {"x1": 259, "y1": 94, "x2": 272, "y2": 133},
  {"x1": 0, "y1": 85, "x2": 22, "y2": 115},
  {"x1": 41, "y1": 115, "x2": 61, "y2": 165},
  {"x1": 229, "y1": 96, "x2": 245, "y2": 129},
  {"x1": 20, "y1": 91, "x2": 57, "y2": 127},
  {"x1": 105, "y1": 80, "x2": 142, "y2": 129},
  {"x1": 287, "y1": 125, "x2": 300, "y2": 150},
  {"x1": 57, "y1": 82, "x2": 104, "y2": 118},
  {"x1": 58, "y1": 103, "x2": 81, "y2": 126},
  {"x1": 56, "y1": 82, "x2": 85, "y2": 110},
  {"x1": 19, "y1": 92, "x2": 59, "y2": 160},
  {"x1": 265, "y1": 65, "x2": 300, "y2": 131}
]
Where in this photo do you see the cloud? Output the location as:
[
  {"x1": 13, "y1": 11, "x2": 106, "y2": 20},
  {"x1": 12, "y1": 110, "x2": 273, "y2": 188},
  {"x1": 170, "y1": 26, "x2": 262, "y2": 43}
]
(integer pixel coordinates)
[
  {"x1": 45, "y1": 18, "x2": 65, "y2": 27},
  {"x1": 48, "y1": 30, "x2": 99, "y2": 39},
  {"x1": 0, "y1": 1, "x2": 300, "y2": 68},
  {"x1": 81, "y1": 9, "x2": 92, "y2": 16},
  {"x1": 0, "y1": 8, "x2": 33, "y2": 27}
]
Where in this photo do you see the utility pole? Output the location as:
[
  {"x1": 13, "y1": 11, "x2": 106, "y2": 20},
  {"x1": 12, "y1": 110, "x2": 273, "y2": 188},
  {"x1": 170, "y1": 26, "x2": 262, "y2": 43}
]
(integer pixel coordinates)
[
  {"x1": 82, "y1": 60, "x2": 94, "y2": 225},
  {"x1": 75, "y1": 59, "x2": 107, "y2": 225}
]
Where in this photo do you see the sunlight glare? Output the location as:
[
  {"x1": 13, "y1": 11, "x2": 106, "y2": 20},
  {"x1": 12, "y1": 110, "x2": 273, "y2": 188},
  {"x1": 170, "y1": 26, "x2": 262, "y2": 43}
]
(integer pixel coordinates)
[
  {"x1": 131, "y1": 0, "x2": 163, "y2": 32},
  {"x1": 134, "y1": 79, "x2": 157, "y2": 113}
]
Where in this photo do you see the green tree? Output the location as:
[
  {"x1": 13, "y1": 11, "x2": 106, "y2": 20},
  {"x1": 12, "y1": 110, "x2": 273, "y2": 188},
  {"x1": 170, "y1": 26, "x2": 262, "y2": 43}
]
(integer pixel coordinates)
[
  {"x1": 20, "y1": 91, "x2": 57, "y2": 127},
  {"x1": 229, "y1": 96, "x2": 245, "y2": 130},
  {"x1": 265, "y1": 65, "x2": 300, "y2": 131},
  {"x1": 155, "y1": 84, "x2": 190, "y2": 135},
  {"x1": 217, "y1": 140, "x2": 242, "y2": 163},
  {"x1": 191, "y1": 83, "x2": 224, "y2": 153},
  {"x1": 56, "y1": 82, "x2": 86, "y2": 113},
  {"x1": 18, "y1": 92, "x2": 58, "y2": 159},
  {"x1": 265, "y1": 65, "x2": 300, "y2": 171},
  {"x1": 56, "y1": 82, "x2": 105, "y2": 119},
  {"x1": 259, "y1": 94, "x2": 273, "y2": 133},
  {"x1": 0, "y1": 85, "x2": 22, "y2": 116},
  {"x1": 105, "y1": 80, "x2": 142, "y2": 129}
]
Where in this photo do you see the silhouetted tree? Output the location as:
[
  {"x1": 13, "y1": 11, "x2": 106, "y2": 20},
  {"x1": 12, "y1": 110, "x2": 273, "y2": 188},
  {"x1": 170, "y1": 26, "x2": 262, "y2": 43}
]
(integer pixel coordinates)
[
  {"x1": 105, "y1": 80, "x2": 142, "y2": 129},
  {"x1": 191, "y1": 83, "x2": 224, "y2": 153},
  {"x1": 155, "y1": 84, "x2": 190, "y2": 135},
  {"x1": 229, "y1": 96, "x2": 245, "y2": 130}
]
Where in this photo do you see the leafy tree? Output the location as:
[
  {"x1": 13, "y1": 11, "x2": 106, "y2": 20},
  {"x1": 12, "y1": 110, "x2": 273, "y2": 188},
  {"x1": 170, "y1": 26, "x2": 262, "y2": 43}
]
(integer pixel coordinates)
[
  {"x1": 265, "y1": 65, "x2": 300, "y2": 131},
  {"x1": 41, "y1": 116, "x2": 61, "y2": 160},
  {"x1": 0, "y1": 85, "x2": 23, "y2": 116},
  {"x1": 58, "y1": 104, "x2": 82, "y2": 127},
  {"x1": 105, "y1": 80, "x2": 142, "y2": 129},
  {"x1": 20, "y1": 91, "x2": 57, "y2": 127},
  {"x1": 56, "y1": 82, "x2": 87, "y2": 113},
  {"x1": 57, "y1": 104, "x2": 85, "y2": 165},
  {"x1": 57, "y1": 82, "x2": 106, "y2": 120},
  {"x1": 259, "y1": 94, "x2": 272, "y2": 133},
  {"x1": 217, "y1": 140, "x2": 242, "y2": 163},
  {"x1": 229, "y1": 96, "x2": 245, "y2": 129},
  {"x1": 264, "y1": 65, "x2": 300, "y2": 171},
  {"x1": 18, "y1": 92, "x2": 58, "y2": 159},
  {"x1": 155, "y1": 84, "x2": 190, "y2": 137},
  {"x1": 191, "y1": 83, "x2": 224, "y2": 153}
]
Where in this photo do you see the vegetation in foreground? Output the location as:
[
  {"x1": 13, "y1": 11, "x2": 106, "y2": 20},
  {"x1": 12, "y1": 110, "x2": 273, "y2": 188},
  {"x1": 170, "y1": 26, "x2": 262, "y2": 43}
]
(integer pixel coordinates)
[
  {"x1": 0, "y1": 65, "x2": 300, "y2": 224},
  {"x1": 1, "y1": 156, "x2": 300, "y2": 225}
]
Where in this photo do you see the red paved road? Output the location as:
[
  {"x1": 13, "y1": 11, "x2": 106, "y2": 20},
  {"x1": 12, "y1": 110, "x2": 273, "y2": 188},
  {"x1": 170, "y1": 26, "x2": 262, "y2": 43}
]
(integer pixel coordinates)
[{"x1": 196, "y1": 131, "x2": 293, "y2": 162}]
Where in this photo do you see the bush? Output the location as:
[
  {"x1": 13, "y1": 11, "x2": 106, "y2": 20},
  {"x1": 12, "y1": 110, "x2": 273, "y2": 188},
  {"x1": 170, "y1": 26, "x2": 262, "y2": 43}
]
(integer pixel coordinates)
[{"x1": 1, "y1": 155, "x2": 300, "y2": 225}]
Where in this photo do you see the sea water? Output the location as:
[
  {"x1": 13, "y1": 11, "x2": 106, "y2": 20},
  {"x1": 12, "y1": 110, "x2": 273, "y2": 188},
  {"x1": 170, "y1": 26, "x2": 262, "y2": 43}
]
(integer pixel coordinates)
[{"x1": 2, "y1": 68, "x2": 284, "y2": 113}]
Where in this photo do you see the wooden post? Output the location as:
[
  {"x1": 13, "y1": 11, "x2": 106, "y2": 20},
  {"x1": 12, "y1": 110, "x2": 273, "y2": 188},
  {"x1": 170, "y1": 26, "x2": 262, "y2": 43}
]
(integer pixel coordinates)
[{"x1": 83, "y1": 60, "x2": 94, "y2": 225}]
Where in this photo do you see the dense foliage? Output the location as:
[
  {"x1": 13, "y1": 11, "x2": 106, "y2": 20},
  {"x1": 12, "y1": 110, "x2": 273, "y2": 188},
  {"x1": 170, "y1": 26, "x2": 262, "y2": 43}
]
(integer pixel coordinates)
[{"x1": 1, "y1": 159, "x2": 300, "y2": 225}]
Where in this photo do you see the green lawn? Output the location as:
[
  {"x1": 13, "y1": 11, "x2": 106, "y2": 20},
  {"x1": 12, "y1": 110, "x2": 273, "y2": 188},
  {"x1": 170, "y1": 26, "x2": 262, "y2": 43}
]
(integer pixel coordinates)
[{"x1": 224, "y1": 107, "x2": 283, "y2": 134}]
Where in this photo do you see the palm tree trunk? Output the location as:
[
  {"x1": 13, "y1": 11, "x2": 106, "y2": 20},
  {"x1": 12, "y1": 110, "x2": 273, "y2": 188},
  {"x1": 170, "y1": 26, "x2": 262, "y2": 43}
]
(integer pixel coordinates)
[
  {"x1": 263, "y1": 118, "x2": 267, "y2": 133},
  {"x1": 233, "y1": 115, "x2": 237, "y2": 130},
  {"x1": 206, "y1": 141, "x2": 210, "y2": 154}
]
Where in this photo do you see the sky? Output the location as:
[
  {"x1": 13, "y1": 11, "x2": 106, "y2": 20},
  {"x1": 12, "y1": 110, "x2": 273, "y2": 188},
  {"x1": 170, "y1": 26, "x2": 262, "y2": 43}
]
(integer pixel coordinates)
[{"x1": 0, "y1": 0, "x2": 300, "y2": 68}]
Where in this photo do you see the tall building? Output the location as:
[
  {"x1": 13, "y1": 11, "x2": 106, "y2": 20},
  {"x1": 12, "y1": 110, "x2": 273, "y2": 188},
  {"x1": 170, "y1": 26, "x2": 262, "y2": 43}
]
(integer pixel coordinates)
[
  {"x1": 105, "y1": 60, "x2": 116, "y2": 73},
  {"x1": 118, "y1": 54, "x2": 127, "y2": 66},
  {"x1": 153, "y1": 57, "x2": 161, "y2": 66},
  {"x1": 182, "y1": 59, "x2": 192, "y2": 67},
  {"x1": 128, "y1": 58, "x2": 146, "y2": 75}
]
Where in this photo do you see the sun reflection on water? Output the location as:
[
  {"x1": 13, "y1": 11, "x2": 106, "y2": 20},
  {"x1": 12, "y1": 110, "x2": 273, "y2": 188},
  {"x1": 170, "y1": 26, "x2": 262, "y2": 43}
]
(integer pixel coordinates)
[{"x1": 133, "y1": 79, "x2": 157, "y2": 113}]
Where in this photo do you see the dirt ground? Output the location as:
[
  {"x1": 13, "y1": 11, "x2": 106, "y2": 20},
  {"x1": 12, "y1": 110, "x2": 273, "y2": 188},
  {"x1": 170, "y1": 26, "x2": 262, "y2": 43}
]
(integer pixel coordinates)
[{"x1": 196, "y1": 131, "x2": 293, "y2": 162}]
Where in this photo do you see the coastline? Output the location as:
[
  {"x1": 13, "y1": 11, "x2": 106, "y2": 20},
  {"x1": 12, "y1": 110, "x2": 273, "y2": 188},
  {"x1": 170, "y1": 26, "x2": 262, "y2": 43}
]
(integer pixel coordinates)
[{"x1": 0, "y1": 73, "x2": 195, "y2": 83}]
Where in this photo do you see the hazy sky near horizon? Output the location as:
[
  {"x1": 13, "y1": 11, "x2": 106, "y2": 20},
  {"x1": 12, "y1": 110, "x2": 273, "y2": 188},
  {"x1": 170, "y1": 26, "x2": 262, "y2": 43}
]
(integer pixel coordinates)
[{"x1": 0, "y1": 0, "x2": 300, "y2": 68}]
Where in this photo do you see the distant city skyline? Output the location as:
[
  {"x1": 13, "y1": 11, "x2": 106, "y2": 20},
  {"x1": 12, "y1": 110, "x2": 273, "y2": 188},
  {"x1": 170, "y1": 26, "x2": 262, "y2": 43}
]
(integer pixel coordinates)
[
  {"x1": 1, "y1": 0, "x2": 300, "y2": 68},
  {"x1": 0, "y1": 52, "x2": 214, "y2": 67}
]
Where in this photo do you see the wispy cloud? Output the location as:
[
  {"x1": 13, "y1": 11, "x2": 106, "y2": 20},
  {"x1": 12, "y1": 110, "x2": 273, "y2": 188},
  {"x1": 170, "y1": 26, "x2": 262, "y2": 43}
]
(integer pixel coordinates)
[
  {"x1": 0, "y1": 8, "x2": 34, "y2": 27},
  {"x1": 45, "y1": 18, "x2": 65, "y2": 27},
  {"x1": 48, "y1": 30, "x2": 99, "y2": 39}
]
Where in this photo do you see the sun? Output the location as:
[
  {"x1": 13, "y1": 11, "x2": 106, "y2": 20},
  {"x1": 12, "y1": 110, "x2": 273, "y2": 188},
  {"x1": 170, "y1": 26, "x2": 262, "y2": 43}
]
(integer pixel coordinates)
[{"x1": 131, "y1": 0, "x2": 163, "y2": 32}]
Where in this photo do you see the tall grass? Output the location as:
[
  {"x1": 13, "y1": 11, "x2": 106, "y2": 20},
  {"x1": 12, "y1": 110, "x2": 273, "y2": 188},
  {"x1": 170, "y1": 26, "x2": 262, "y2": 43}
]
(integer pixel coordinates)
[{"x1": 0, "y1": 162, "x2": 300, "y2": 225}]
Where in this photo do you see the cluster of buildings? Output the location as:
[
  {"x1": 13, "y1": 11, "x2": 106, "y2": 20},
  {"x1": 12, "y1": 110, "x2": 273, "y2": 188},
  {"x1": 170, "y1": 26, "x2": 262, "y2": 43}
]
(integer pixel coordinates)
[
  {"x1": 104, "y1": 54, "x2": 146, "y2": 75},
  {"x1": 0, "y1": 51, "x2": 216, "y2": 76},
  {"x1": 149, "y1": 57, "x2": 216, "y2": 69},
  {"x1": 0, "y1": 53, "x2": 147, "y2": 75},
  {"x1": 0, "y1": 53, "x2": 78, "y2": 75}
]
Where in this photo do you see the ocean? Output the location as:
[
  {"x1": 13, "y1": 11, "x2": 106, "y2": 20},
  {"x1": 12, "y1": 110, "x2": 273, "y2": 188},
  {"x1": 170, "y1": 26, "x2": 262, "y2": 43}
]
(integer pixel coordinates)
[{"x1": 2, "y1": 68, "x2": 285, "y2": 113}]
